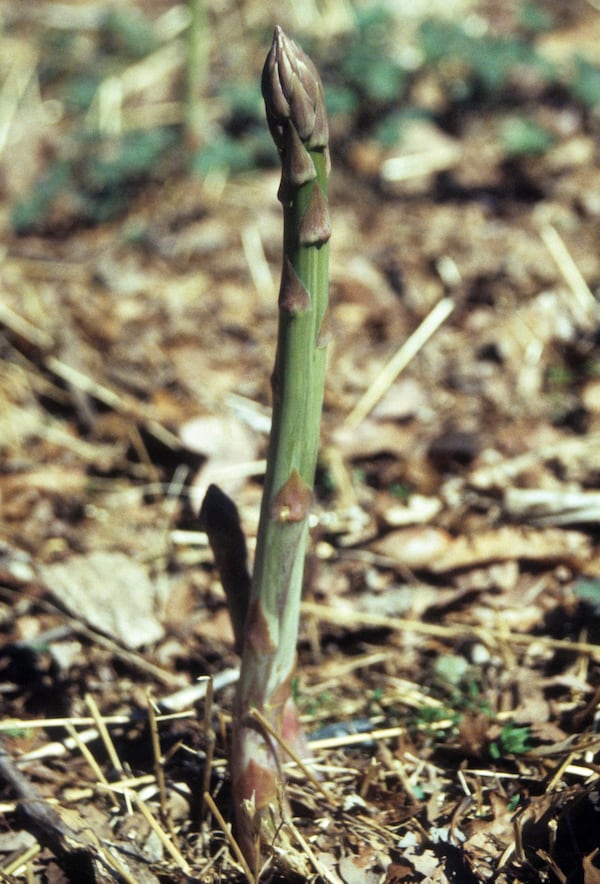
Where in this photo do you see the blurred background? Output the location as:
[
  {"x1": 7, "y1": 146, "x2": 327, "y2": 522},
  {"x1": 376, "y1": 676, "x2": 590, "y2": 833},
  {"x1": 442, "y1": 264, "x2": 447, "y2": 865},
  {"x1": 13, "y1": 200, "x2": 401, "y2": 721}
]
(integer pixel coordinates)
[
  {"x1": 2, "y1": 0, "x2": 600, "y2": 234},
  {"x1": 2, "y1": 6, "x2": 600, "y2": 879},
  {"x1": 1, "y1": 0, "x2": 600, "y2": 550}
]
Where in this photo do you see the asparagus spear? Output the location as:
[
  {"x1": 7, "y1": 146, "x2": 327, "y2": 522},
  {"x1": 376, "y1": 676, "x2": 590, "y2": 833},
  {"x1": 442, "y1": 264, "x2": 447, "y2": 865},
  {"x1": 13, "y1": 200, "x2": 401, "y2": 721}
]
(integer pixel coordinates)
[
  {"x1": 199, "y1": 484, "x2": 251, "y2": 655},
  {"x1": 231, "y1": 26, "x2": 331, "y2": 866}
]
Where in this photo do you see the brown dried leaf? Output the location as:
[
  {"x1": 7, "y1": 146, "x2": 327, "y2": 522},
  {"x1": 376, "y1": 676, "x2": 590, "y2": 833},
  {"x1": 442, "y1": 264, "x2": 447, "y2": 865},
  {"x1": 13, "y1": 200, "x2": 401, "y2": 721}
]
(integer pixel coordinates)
[
  {"x1": 371, "y1": 526, "x2": 452, "y2": 569},
  {"x1": 463, "y1": 791, "x2": 514, "y2": 869},
  {"x1": 41, "y1": 552, "x2": 164, "y2": 649},
  {"x1": 583, "y1": 851, "x2": 600, "y2": 884},
  {"x1": 179, "y1": 413, "x2": 260, "y2": 511},
  {"x1": 384, "y1": 861, "x2": 417, "y2": 882},
  {"x1": 339, "y1": 850, "x2": 380, "y2": 884},
  {"x1": 429, "y1": 526, "x2": 592, "y2": 573}
]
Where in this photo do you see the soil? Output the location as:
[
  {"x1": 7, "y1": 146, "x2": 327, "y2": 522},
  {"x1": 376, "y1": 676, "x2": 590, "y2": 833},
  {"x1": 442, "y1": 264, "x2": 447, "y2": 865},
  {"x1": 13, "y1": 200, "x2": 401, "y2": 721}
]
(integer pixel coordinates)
[{"x1": 1, "y1": 1, "x2": 600, "y2": 882}]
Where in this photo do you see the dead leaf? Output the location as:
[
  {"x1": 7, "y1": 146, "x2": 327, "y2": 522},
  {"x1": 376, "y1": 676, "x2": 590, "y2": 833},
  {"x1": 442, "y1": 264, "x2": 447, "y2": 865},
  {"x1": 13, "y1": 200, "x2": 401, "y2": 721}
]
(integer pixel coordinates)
[
  {"x1": 41, "y1": 551, "x2": 164, "y2": 648},
  {"x1": 179, "y1": 413, "x2": 259, "y2": 511},
  {"x1": 372, "y1": 378, "x2": 430, "y2": 421},
  {"x1": 406, "y1": 847, "x2": 450, "y2": 881},
  {"x1": 429, "y1": 526, "x2": 592, "y2": 573},
  {"x1": 583, "y1": 851, "x2": 600, "y2": 884},
  {"x1": 331, "y1": 418, "x2": 414, "y2": 461},
  {"x1": 384, "y1": 861, "x2": 416, "y2": 882},
  {"x1": 458, "y1": 712, "x2": 493, "y2": 758},
  {"x1": 378, "y1": 493, "x2": 442, "y2": 528},
  {"x1": 370, "y1": 526, "x2": 452, "y2": 569},
  {"x1": 463, "y1": 790, "x2": 515, "y2": 871},
  {"x1": 338, "y1": 850, "x2": 380, "y2": 884}
]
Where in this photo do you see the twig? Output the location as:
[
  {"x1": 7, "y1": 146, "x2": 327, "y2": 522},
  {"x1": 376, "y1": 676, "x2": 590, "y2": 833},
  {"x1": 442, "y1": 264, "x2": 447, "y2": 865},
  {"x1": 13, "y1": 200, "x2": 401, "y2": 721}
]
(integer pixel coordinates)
[
  {"x1": 344, "y1": 296, "x2": 455, "y2": 428},
  {"x1": 132, "y1": 791, "x2": 192, "y2": 875},
  {"x1": 146, "y1": 690, "x2": 175, "y2": 840},
  {"x1": 84, "y1": 694, "x2": 124, "y2": 776},
  {"x1": 200, "y1": 676, "x2": 215, "y2": 823},
  {"x1": 282, "y1": 818, "x2": 342, "y2": 883},
  {"x1": 300, "y1": 600, "x2": 600, "y2": 661},
  {"x1": 504, "y1": 487, "x2": 600, "y2": 525},
  {"x1": 203, "y1": 791, "x2": 257, "y2": 884},
  {"x1": 0, "y1": 585, "x2": 185, "y2": 689},
  {"x1": 249, "y1": 708, "x2": 330, "y2": 803},
  {"x1": 0, "y1": 842, "x2": 41, "y2": 878},
  {"x1": 540, "y1": 223, "x2": 598, "y2": 326},
  {"x1": 46, "y1": 355, "x2": 180, "y2": 449},
  {"x1": 63, "y1": 723, "x2": 110, "y2": 789},
  {"x1": 0, "y1": 301, "x2": 180, "y2": 449},
  {"x1": 0, "y1": 743, "x2": 95, "y2": 874}
]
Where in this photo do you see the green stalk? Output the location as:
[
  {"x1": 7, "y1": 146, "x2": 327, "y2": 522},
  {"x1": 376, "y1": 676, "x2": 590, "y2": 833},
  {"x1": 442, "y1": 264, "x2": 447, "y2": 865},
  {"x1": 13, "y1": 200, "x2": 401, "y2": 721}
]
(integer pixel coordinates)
[
  {"x1": 185, "y1": 0, "x2": 208, "y2": 148},
  {"x1": 231, "y1": 26, "x2": 331, "y2": 866}
]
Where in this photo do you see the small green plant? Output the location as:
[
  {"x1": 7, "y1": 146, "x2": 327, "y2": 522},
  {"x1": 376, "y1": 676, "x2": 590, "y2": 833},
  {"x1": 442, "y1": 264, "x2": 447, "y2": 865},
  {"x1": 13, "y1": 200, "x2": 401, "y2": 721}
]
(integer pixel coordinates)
[
  {"x1": 418, "y1": 18, "x2": 554, "y2": 100},
  {"x1": 507, "y1": 793, "x2": 522, "y2": 812},
  {"x1": 319, "y1": 6, "x2": 407, "y2": 122},
  {"x1": 570, "y1": 56, "x2": 600, "y2": 109},
  {"x1": 302, "y1": 691, "x2": 335, "y2": 718},
  {"x1": 573, "y1": 578, "x2": 600, "y2": 612},
  {"x1": 337, "y1": 7, "x2": 407, "y2": 104},
  {"x1": 100, "y1": 7, "x2": 160, "y2": 58},
  {"x1": 490, "y1": 723, "x2": 531, "y2": 759},
  {"x1": 12, "y1": 129, "x2": 177, "y2": 233},
  {"x1": 11, "y1": 162, "x2": 71, "y2": 234},
  {"x1": 500, "y1": 115, "x2": 555, "y2": 156},
  {"x1": 191, "y1": 83, "x2": 275, "y2": 175},
  {"x1": 415, "y1": 704, "x2": 459, "y2": 733},
  {"x1": 518, "y1": 2, "x2": 555, "y2": 34}
]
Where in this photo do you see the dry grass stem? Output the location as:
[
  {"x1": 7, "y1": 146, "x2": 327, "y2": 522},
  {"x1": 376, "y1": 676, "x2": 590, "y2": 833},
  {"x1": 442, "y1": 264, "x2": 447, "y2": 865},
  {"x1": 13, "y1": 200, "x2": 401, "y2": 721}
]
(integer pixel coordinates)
[
  {"x1": 540, "y1": 223, "x2": 597, "y2": 324},
  {"x1": 241, "y1": 224, "x2": 275, "y2": 298},
  {"x1": 84, "y1": 694, "x2": 124, "y2": 775},
  {"x1": 0, "y1": 843, "x2": 41, "y2": 878},
  {"x1": 64, "y1": 722, "x2": 110, "y2": 788},
  {"x1": 203, "y1": 791, "x2": 257, "y2": 884},
  {"x1": 344, "y1": 296, "x2": 455, "y2": 428},
  {"x1": 146, "y1": 689, "x2": 175, "y2": 838},
  {"x1": 301, "y1": 601, "x2": 600, "y2": 661},
  {"x1": 282, "y1": 818, "x2": 341, "y2": 883},
  {"x1": 200, "y1": 676, "x2": 216, "y2": 823},
  {"x1": 309, "y1": 724, "x2": 409, "y2": 752},
  {"x1": 131, "y1": 791, "x2": 192, "y2": 875},
  {"x1": 0, "y1": 300, "x2": 53, "y2": 348},
  {"x1": 0, "y1": 711, "x2": 192, "y2": 734},
  {"x1": 248, "y1": 708, "x2": 331, "y2": 802}
]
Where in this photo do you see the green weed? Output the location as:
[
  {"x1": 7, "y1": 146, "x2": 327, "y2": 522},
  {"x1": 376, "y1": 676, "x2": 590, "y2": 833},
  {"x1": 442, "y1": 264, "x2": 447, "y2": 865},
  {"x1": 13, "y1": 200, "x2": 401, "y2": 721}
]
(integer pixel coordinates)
[
  {"x1": 570, "y1": 56, "x2": 600, "y2": 109},
  {"x1": 418, "y1": 18, "x2": 555, "y2": 99},
  {"x1": 12, "y1": 129, "x2": 176, "y2": 233},
  {"x1": 489, "y1": 723, "x2": 531, "y2": 758},
  {"x1": 500, "y1": 115, "x2": 555, "y2": 156},
  {"x1": 573, "y1": 578, "x2": 600, "y2": 612}
]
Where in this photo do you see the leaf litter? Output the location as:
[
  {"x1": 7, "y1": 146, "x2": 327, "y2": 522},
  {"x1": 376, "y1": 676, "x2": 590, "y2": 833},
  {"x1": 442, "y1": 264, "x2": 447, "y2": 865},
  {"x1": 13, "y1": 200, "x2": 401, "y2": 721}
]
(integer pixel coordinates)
[{"x1": 1, "y1": 0, "x2": 600, "y2": 881}]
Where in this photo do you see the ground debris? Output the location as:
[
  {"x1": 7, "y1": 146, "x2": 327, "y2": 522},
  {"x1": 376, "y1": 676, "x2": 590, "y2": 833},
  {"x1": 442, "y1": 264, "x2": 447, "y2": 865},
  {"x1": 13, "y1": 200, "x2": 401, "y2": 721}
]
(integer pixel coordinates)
[{"x1": 2, "y1": 1, "x2": 600, "y2": 880}]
